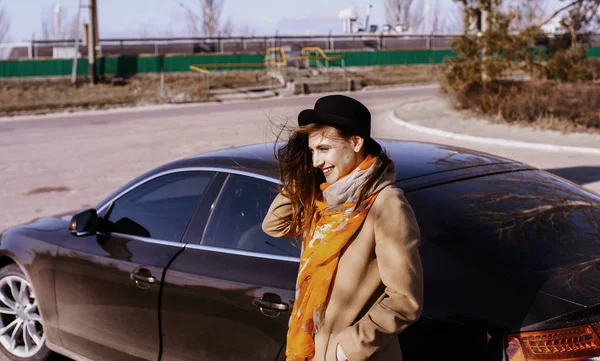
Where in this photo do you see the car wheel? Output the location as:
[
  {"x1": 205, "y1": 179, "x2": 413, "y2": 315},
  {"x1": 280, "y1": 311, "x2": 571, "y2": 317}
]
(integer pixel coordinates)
[{"x1": 0, "y1": 264, "x2": 53, "y2": 361}]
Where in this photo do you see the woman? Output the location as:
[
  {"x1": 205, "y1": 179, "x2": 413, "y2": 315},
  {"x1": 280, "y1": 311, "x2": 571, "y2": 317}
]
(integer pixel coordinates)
[{"x1": 263, "y1": 95, "x2": 423, "y2": 361}]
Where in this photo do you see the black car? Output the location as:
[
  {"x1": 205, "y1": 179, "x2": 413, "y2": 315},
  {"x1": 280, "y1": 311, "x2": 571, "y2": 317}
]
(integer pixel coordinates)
[{"x1": 0, "y1": 140, "x2": 599, "y2": 361}]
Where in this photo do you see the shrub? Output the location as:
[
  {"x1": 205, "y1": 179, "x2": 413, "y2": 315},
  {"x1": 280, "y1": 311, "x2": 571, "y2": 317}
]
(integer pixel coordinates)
[{"x1": 454, "y1": 80, "x2": 600, "y2": 132}]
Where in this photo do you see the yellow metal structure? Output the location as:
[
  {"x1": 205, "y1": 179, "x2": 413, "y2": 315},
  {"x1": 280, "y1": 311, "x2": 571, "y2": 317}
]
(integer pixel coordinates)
[
  {"x1": 189, "y1": 65, "x2": 212, "y2": 90},
  {"x1": 188, "y1": 47, "x2": 345, "y2": 90},
  {"x1": 189, "y1": 65, "x2": 211, "y2": 74},
  {"x1": 264, "y1": 47, "x2": 288, "y2": 67},
  {"x1": 299, "y1": 47, "x2": 346, "y2": 82},
  {"x1": 264, "y1": 46, "x2": 344, "y2": 66},
  {"x1": 191, "y1": 63, "x2": 265, "y2": 68},
  {"x1": 300, "y1": 47, "x2": 343, "y2": 62}
]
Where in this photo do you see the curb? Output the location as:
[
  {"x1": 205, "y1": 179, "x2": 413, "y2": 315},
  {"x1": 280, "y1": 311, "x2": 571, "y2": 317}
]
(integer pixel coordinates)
[{"x1": 390, "y1": 110, "x2": 600, "y2": 155}]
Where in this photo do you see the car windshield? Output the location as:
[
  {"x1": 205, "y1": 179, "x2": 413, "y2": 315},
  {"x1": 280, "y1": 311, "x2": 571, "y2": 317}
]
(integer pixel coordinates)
[{"x1": 404, "y1": 170, "x2": 600, "y2": 274}]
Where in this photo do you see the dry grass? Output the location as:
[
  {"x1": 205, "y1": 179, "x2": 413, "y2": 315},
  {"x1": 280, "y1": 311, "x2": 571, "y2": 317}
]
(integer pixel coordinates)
[
  {"x1": 452, "y1": 80, "x2": 600, "y2": 134},
  {"x1": 341, "y1": 65, "x2": 442, "y2": 86},
  {"x1": 0, "y1": 71, "x2": 271, "y2": 116},
  {"x1": 0, "y1": 65, "x2": 440, "y2": 117}
]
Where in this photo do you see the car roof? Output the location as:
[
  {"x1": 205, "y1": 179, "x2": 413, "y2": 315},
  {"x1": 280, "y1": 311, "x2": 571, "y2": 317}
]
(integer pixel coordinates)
[
  {"x1": 96, "y1": 139, "x2": 532, "y2": 210},
  {"x1": 162, "y1": 139, "x2": 522, "y2": 182}
]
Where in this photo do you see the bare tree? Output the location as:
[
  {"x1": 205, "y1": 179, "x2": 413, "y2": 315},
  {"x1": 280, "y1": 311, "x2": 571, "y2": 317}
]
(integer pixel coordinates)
[
  {"x1": 384, "y1": 0, "x2": 424, "y2": 32},
  {"x1": 561, "y1": 0, "x2": 600, "y2": 45},
  {"x1": 520, "y1": 0, "x2": 545, "y2": 26},
  {"x1": 506, "y1": 0, "x2": 545, "y2": 30},
  {"x1": 41, "y1": 5, "x2": 78, "y2": 40},
  {"x1": 537, "y1": 0, "x2": 600, "y2": 29},
  {"x1": 221, "y1": 16, "x2": 234, "y2": 36},
  {"x1": 385, "y1": 0, "x2": 402, "y2": 25},
  {"x1": 431, "y1": 0, "x2": 451, "y2": 32},
  {"x1": 0, "y1": 0, "x2": 10, "y2": 43},
  {"x1": 184, "y1": 9, "x2": 201, "y2": 36},
  {"x1": 529, "y1": 0, "x2": 599, "y2": 46},
  {"x1": 202, "y1": 0, "x2": 224, "y2": 36},
  {"x1": 407, "y1": 0, "x2": 425, "y2": 31},
  {"x1": 176, "y1": 0, "x2": 229, "y2": 37},
  {"x1": 430, "y1": 0, "x2": 465, "y2": 33},
  {"x1": 446, "y1": 1, "x2": 465, "y2": 32}
]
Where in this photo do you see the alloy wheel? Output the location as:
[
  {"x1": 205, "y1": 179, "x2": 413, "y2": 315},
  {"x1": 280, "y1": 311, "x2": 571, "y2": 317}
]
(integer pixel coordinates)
[{"x1": 0, "y1": 275, "x2": 45, "y2": 358}]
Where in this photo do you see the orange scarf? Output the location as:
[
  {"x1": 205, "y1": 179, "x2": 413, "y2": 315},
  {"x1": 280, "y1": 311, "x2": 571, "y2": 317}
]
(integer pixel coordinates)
[{"x1": 286, "y1": 156, "x2": 380, "y2": 361}]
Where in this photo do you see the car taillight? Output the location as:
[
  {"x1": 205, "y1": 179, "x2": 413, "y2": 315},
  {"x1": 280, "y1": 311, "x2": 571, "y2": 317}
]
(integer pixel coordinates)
[{"x1": 506, "y1": 323, "x2": 600, "y2": 361}]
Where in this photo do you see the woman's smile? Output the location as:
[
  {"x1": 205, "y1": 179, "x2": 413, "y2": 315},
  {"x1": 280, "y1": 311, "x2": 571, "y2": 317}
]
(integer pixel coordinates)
[
  {"x1": 322, "y1": 166, "x2": 334, "y2": 176},
  {"x1": 308, "y1": 127, "x2": 363, "y2": 184}
]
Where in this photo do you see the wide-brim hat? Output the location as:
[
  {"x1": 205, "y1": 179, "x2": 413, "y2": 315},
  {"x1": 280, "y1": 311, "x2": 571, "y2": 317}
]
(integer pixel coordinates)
[{"x1": 298, "y1": 95, "x2": 379, "y2": 149}]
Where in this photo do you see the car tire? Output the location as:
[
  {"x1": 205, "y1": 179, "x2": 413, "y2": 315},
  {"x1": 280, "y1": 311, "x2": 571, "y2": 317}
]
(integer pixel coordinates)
[{"x1": 0, "y1": 264, "x2": 54, "y2": 361}]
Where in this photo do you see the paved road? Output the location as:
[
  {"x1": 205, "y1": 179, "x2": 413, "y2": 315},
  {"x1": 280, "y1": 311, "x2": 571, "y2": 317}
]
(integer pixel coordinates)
[{"x1": 1, "y1": 84, "x2": 599, "y2": 233}]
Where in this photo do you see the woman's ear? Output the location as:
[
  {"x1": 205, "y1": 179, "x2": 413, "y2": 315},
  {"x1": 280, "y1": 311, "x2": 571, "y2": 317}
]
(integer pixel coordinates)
[{"x1": 351, "y1": 136, "x2": 365, "y2": 153}]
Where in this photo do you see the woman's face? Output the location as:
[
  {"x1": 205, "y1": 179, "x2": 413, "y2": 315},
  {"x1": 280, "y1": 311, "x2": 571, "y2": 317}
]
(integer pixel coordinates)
[{"x1": 308, "y1": 126, "x2": 365, "y2": 184}]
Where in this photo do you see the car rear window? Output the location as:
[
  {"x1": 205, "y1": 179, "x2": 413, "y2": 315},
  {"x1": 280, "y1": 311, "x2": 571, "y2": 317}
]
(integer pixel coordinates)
[{"x1": 404, "y1": 170, "x2": 600, "y2": 273}]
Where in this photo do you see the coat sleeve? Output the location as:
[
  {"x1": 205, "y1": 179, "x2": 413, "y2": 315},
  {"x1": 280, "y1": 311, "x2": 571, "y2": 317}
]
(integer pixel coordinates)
[
  {"x1": 338, "y1": 187, "x2": 424, "y2": 361},
  {"x1": 261, "y1": 192, "x2": 302, "y2": 238}
]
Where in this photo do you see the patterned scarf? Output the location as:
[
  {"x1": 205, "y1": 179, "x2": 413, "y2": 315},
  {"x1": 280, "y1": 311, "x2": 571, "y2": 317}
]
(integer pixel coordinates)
[{"x1": 286, "y1": 155, "x2": 383, "y2": 361}]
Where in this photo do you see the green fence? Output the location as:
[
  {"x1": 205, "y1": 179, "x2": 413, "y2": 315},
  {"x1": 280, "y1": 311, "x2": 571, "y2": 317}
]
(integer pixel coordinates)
[
  {"x1": 1, "y1": 48, "x2": 599, "y2": 78},
  {"x1": 325, "y1": 49, "x2": 457, "y2": 67},
  {"x1": 0, "y1": 58, "x2": 89, "y2": 77},
  {"x1": 588, "y1": 47, "x2": 600, "y2": 58},
  {"x1": 0, "y1": 53, "x2": 266, "y2": 78}
]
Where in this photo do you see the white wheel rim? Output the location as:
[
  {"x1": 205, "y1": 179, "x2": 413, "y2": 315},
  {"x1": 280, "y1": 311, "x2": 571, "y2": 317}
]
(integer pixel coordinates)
[{"x1": 0, "y1": 275, "x2": 45, "y2": 358}]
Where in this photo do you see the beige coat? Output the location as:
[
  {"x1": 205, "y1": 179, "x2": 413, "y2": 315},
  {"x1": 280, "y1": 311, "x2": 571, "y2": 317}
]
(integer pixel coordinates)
[{"x1": 262, "y1": 167, "x2": 424, "y2": 361}]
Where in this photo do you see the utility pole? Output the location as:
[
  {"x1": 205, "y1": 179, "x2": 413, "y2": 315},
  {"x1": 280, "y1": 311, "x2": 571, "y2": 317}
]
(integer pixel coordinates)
[
  {"x1": 87, "y1": 0, "x2": 98, "y2": 85},
  {"x1": 71, "y1": 0, "x2": 84, "y2": 85},
  {"x1": 477, "y1": 0, "x2": 489, "y2": 82}
]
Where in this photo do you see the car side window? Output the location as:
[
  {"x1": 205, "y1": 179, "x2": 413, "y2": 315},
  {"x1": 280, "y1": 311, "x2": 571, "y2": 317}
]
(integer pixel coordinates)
[
  {"x1": 202, "y1": 174, "x2": 300, "y2": 258},
  {"x1": 106, "y1": 172, "x2": 214, "y2": 242}
]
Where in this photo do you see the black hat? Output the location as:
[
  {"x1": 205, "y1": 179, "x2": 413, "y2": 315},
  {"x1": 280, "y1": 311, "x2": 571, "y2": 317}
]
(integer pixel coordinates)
[{"x1": 298, "y1": 95, "x2": 373, "y2": 140}]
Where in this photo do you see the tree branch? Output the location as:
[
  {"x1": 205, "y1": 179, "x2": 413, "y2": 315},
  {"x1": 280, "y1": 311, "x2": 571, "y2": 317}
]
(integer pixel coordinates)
[
  {"x1": 0, "y1": 3, "x2": 9, "y2": 43},
  {"x1": 536, "y1": 0, "x2": 579, "y2": 28}
]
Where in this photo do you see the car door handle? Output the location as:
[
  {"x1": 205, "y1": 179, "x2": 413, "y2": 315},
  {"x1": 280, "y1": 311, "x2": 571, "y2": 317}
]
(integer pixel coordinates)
[
  {"x1": 252, "y1": 298, "x2": 289, "y2": 311},
  {"x1": 130, "y1": 272, "x2": 156, "y2": 284}
]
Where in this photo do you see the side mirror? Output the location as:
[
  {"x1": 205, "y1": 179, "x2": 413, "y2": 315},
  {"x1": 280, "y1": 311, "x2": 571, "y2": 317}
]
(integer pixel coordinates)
[{"x1": 69, "y1": 209, "x2": 99, "y2": 237}]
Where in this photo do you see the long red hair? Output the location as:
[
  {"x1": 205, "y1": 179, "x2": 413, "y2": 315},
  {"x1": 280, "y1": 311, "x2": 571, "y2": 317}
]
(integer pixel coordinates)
[{"x1": 275, "y1": 124, "x2": 391, "y2": 233}]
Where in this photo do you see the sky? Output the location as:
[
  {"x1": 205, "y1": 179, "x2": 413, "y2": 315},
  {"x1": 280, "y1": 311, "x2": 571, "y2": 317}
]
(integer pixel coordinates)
[{"x1": 3, "y1": 0, "x2": 564, "y2": 42}]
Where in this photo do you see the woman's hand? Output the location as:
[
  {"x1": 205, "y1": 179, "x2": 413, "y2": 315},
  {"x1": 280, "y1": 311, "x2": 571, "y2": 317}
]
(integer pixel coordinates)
[{"x1": 336, "y1": 344, "x2": 349, "y2": 361}]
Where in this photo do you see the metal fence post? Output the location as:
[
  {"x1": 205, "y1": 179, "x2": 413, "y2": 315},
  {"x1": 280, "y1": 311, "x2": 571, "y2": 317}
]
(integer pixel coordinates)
[{"x1": 159, "y1": 55, "x2": 165, "y2": 93}]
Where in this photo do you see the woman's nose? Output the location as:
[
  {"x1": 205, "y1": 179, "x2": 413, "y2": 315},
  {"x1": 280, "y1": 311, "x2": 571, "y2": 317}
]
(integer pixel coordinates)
[{"x1": 313, "y1": 153, "x2": 324, "y2": 168}]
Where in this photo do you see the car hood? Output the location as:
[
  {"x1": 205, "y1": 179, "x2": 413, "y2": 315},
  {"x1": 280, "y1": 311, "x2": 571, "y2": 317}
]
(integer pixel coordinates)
[{"x1": 18, "y1": 215, "x2": 71, "y2": 232}]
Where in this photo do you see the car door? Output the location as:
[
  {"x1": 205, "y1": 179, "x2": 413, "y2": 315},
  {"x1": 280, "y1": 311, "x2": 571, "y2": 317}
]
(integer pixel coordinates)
[
  {"x1": 160, "y1": 172, "x2": 300, "y2": 361},
  {"x1": 53, "y1": 170, "x2": 216, "y2": 361}
]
